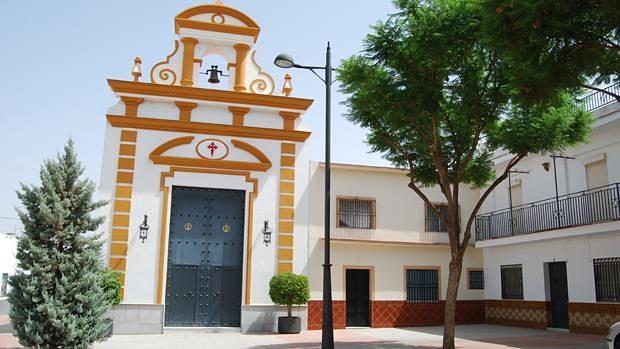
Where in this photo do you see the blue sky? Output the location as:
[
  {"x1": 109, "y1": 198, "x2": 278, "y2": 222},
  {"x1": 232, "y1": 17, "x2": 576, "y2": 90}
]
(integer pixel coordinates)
[{"x1": 0, "y1": 0, "x2": 397, "y2": 231}]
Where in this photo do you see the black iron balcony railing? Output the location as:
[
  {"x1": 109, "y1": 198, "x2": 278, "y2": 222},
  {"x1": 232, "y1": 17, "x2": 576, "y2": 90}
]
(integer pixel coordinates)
[
  {"x1": 476, "y1": 183, "x2": 620, "y2": 241},
  {"x1": 578, "y1": 82, "x2": 620, "y2": 112}
]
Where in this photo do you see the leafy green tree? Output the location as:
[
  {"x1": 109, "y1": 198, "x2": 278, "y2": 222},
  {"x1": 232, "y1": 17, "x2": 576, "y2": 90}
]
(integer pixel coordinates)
[
  {"x1": 338, "y1": 1, "x2": 591, "y2": 347},
  {"x1": 269, "y1": 272, "x2": 310, "y2": 317},
  {"x1": 98, "y1": 269, "x2": 122, "y2": 306},
  {"x1": 477, "y1": 0, "x2": 619, "y2": 104},
  {"x1": 9, "y1": 140, "x2": 110, "y2": 348}
]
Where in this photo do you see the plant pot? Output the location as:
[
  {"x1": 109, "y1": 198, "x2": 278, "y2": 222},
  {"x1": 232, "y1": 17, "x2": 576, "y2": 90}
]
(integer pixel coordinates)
[{"x1": 277, "y1": 316, "x2": 301, "y2": 334}]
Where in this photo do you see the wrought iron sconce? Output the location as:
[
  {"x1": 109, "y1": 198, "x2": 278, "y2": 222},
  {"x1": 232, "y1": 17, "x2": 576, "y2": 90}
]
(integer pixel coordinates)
[
  {"x1": 139, "y1": 215, "x2": 149, "y2": 243},
  {"x1": 201, "y1": 65, "x2": 229, "y2": 84},
  {"x1": 542, "y1": 162, "x2": 550, "y2": 172},
  {"x1": 262, "y1": 220, "x2": 272, "y2": 246}
]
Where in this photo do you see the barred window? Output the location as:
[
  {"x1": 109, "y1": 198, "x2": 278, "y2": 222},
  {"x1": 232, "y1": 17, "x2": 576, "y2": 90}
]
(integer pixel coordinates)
[
  {"x1": 469, "y1": 270, "x2": 484, "y2": 290},
  {"x1": 594, "y1": 257, "x2": 620, "y2": 302},
  {"x1": 406, "y1": 268, "x2": 439, "y2": 303},
  {"x1": 501, "y1": 264, "x2": 523, "y2": 300},
  {"x1": 337, "y1": 198, "x2": 376, "y2": 229},
  {"x1": 425, "y1": 203, "x2": 449, "y2": 232}
]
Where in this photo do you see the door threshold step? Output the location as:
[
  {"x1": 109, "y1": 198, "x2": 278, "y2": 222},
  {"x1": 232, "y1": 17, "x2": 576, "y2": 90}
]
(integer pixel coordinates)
[
  {"x1": 164, "y1": 327, "x2": 241, "y2": 333},
  {"x1": 547, "y1": 327, "x2": 569, "y2": 333}
]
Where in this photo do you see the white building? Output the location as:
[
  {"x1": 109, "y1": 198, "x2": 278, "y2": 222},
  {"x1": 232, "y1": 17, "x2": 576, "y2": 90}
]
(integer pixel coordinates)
[
  {"x1": 0, "y1": 232, "x2": 18, "y2": 297},
  {"x1": 476, "y1": 100, "x2": 620, "y2": 334}
]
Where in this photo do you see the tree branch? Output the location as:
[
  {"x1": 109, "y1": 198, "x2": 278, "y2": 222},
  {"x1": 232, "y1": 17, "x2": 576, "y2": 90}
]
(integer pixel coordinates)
[
  {"x1": 459, "y1": 152, "x2": 527, "y2": 251},
  {"x1": 580, "y1": 83, "x2": 620, "y2": 101}
]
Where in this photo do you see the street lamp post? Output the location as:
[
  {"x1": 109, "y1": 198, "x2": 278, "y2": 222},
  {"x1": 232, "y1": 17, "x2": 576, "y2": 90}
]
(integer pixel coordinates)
[{"x1": 274, "y1": 42, "x2": 335, "y2": 349}]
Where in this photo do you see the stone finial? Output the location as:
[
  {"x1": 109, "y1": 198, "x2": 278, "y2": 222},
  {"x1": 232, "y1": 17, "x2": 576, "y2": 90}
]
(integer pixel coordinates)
[
  {"x1": 282, "y1": 73, "x2": 293, "y2": 97},
  {"x1": 132, "y1": 56, "x2": 143, "y2": 82},
  {"x1": 214, "y1": 0, "x2": 224, "y2": 5}
]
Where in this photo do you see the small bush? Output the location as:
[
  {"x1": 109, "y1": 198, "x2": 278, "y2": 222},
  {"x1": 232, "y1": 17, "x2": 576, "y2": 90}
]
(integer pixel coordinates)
[
  {"x1": 269, "y1": 272, "x2": 310, "y2": 317},
  {"x1": 99, "y1": 269, "x2": 122, "y2": 305}
]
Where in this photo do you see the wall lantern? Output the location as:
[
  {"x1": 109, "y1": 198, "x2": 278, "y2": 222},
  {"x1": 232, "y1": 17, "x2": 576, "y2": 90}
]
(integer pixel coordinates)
[
  {"x1": 542, "y1": 162, "x2": 550, "y2": 172},
  {"x1": 139, "y1": 215, "x2": 150, "y2": 243},
  {"x1": 262, "y1": 220, "x2": 272, "y2": 246}
]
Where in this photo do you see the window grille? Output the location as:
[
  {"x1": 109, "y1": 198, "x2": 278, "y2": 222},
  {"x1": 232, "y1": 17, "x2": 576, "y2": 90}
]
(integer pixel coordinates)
[
  {"x1": 501, "y1": 264, "x2": 523, "y2": 299},
  {"x1": 469, "y1": 270, "x2": 484, "y2": 290},
  {"x1": 337, "y1": 198, "x2": 376, "y2": 229},
  {"x1": 594, "y1": 257, "x2": 620, "y2": 302},
  {"x1": 406, "y1": 268, "x2": 439, "y2": 303},
  {"x1": 425, "y1": 203, "x2": 449, "y2": 232}
]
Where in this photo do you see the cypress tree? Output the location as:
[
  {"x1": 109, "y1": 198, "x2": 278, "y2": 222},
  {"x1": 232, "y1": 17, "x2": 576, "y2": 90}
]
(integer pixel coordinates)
[{"x1": 9, "y1": 140, "x2": 110, "y2": 348}]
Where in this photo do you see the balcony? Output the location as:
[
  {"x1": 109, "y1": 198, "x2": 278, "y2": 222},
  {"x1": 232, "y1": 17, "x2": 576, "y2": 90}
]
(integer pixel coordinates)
[
  {"x1": 578, "y1": 82, "x2": 620, "y2": 112},
  {"x1": 475, "y1": 183, "x2": 620, "y2": 241}
]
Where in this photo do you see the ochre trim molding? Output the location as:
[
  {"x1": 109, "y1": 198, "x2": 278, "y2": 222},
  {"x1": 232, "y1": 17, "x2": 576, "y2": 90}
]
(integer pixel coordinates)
[
  {"x1": 279, "y1": 111, "x2": 300, "y2": 130},
  {"x1": 150, "y1": 136, "x2": 194, "y2": 156},
  {"x1": 107, "y1": 115, "x2": 311, "y2": 142},
  {"x1": 231, "y1": 139, "x2": 270, "y2": 164},
  {"x1": 156, "y1": 167, "x2": 258, "y2": 305},
  {"x1": 233, "y1": 44, "x2": 251, "y2": 92},
  {"x1": 180, "y1": 37, "x2": 198, "y2": 87},
  {"x1": 107, "y1": 80, "x2": 313, "y2": 111},
  {"x1": 150, "y1": 155, "x2": 270, "y2": 172},
  {"x1": 175, "y1": 101, "x2": 198, "y2": 121},
  {"x1": 176, "y1": 5, "x2": 260, "y2": 30},
  {"x1": 120, "y1": 96, "x2": 145, "y2": 117},
  {"x1": 229, "y1": 106, "x2": 250, "y2": 126}
]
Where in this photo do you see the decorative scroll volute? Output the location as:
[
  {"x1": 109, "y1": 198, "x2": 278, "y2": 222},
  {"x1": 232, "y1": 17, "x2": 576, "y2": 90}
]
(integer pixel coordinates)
[
  {"x1": 247, "y1": 50, "x2": 275, "y2": 95},
  {"x1": 150, "y1": 40, "x2": 182, "y2": 85}
]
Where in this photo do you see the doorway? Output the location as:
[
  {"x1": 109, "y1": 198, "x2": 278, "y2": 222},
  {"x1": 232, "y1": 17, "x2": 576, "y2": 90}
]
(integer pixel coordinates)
[
  {"x1": 548, "y1": 261, "x2": 569, "y2": 329},
  {"x1": 346, "y1": 269, "x2": 370, "y2": 327},
  {"x1": 164, "y1": 186, "x2": 245, "y2": 327}
]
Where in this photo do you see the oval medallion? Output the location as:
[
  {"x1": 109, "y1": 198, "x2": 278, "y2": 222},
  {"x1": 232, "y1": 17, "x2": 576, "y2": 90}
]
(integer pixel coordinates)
[{"x1": 196, "y1": 139, "x2": 229, "y2": 160}]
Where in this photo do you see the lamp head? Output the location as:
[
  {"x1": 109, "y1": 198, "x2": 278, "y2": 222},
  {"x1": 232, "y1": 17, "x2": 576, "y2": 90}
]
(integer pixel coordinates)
[{"x1": 274, "y1": 53, "x2": 295, "y2": 68}]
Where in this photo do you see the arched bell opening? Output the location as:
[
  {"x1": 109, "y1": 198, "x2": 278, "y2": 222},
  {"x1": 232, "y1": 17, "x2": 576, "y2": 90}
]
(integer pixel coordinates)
[{"x1": 197, "y1": 53, "x2": 231, "y2": 90}]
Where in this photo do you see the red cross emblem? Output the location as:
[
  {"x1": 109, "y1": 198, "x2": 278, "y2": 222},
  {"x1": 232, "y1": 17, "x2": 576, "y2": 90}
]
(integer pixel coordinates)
[{"x1": 207, "y1": 142, "x2": 218, "y2": 157}]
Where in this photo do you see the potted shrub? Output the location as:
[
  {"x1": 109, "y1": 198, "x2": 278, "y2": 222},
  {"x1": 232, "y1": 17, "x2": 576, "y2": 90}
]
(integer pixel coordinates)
[
  {"x1": 269, "y1": 272, "x2": 310, "y2": 334},
  {"x1": 98, "y1": 269, "x2": 122, "y2": 336}
]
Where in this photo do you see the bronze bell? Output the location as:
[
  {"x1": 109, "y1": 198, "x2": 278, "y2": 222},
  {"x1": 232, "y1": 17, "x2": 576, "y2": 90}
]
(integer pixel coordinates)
[{"x1": 207, "y1": 65, "x2": 221, "y2": 84}]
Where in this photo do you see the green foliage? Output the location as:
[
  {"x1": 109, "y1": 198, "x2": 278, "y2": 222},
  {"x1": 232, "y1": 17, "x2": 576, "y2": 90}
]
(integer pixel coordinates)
[
  {"x1": 476, "y1": 0, "x2": 619, "y2": 104},
  {"x1": 269, "y1": 273, "x2": 310, "y2": 317},
  {"x1": 98, "y1": 269, "x2": 122, "y2": 306},
  {"x1": 8, "y1": 140, "x2": 111, "y2": 349},
  {"x1": 339, "y1": 0, "x2": 591, "y2": 190}
]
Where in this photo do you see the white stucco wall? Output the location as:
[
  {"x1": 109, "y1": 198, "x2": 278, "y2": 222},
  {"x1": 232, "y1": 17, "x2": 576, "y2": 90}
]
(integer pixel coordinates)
[
  {"x1": 98, "y1": 99, "x2": 311, "y2": 306},
  {"x1": 307, "y1": 162, "x2": 484, "y2": 301}
]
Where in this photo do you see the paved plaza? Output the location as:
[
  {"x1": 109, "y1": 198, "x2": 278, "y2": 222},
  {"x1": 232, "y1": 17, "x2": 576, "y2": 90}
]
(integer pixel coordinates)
[{"x1": 0, "y1": 315, "x2": 606, "y2": 349}]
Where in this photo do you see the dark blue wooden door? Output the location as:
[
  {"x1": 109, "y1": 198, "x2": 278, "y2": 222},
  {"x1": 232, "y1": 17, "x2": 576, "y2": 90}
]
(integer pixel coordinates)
[{"x1": 165, "y1": 186, "x2": 245, "y2": 327}]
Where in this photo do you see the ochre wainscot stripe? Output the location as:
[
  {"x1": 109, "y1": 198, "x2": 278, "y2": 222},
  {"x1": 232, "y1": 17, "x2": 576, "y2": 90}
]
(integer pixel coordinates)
[
  {"x1": 280, "y1": 182, "x2": 294, "y2": 193},
  {"x1": 280, "y1": 194, "x2": 294, "y2": 207},
  {"x1": 110, "y1": 257, "x2": 127, "y2": 271},
  {"x1": 278, "y1": 262, "x2": 293, "y2": 273},
  {"x1": 111, "y1": 228, "x2": 129, "y2": 241},
  {"x1": 279, "y1": 235, "x2": 294, "y2": 247},
  {"x1": 279, "y1": 221, "x2": 294, "y2": 233},
  {"x1": 280, "y1": 207, "x2": 294, "y2": 220},
  {"x1": 110, "y1": 243, "x2": 128, "y2": 256},
  {"x1": 281, "y1": 155, "x2": 295, "y2": 167},
  {"x1": 119, "y1": 144, "x2": 136, "y2": 156},
  {"x1": 112, "y1": 214, "x2": 130, "y2": 228},
  {"x1": 120, "y1": 130, "x2": 137, "y2": 143},
  {"x1": 280, "y1": 168, "x2": 295, "y2": 181},
  {"x1": 281, "y1": 143, "x2": 295, "y2": 154},
  {"x1": 278, "y1": 248, "x2": 293, "y2": 260},
  {"x1": 115, "y1": 185, "x2": 133, "y2": 199},
  {"x1": 118, "y1": 157, "x2": 135, "y2": 170},
  {"x1": 114, "y1": 200, "x2": 131, "y2": 213},
  {"x1": 116, "y1": 171, "x2": 134, "y2": 184}
]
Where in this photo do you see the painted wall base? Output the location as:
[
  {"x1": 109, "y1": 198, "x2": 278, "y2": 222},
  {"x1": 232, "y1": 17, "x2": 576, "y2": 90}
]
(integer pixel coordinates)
[
  {"x1": 307, "y1": 300, "x2": 486, "y2": 330},
  {"x1": 109, "y1": 304, "x2": 164, "y2": 335},
  {"x1": 241, "y1": 305, "x2": 308, "y2": 333}
]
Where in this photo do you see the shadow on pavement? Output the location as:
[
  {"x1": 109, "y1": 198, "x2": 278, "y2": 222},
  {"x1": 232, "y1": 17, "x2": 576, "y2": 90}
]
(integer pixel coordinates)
[{"x1": 249, "y1": 341, "x2": 440, "y2": 349}]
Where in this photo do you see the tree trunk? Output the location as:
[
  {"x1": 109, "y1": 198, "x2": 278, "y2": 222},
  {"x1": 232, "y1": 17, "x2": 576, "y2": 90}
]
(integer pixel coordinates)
[
  {"x1": 287, "y1": 304, "x2": 292, "y2": 317},
  {"x1": 442, "y1": 254, "x2": 463, "y2": 349}
]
